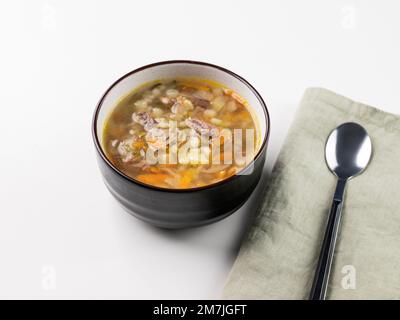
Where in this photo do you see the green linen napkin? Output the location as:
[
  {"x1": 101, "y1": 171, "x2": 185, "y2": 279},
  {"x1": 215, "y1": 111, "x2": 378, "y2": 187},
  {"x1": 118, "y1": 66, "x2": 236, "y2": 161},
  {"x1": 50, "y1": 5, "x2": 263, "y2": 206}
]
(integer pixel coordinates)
[{"x1": 223, "y1": 87, "x2": 400, "y2": 300}]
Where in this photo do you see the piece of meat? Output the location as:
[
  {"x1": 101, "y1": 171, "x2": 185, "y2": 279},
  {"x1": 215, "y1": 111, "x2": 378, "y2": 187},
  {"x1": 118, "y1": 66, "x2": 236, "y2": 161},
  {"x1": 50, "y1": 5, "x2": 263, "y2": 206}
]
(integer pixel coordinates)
[
  {"x1": 195, "y1": 98, "x2": 210, "y2": 108},
  {"x1": 145, "y1": 127, "x2": 168, "y2": 149},
  {"x1": 117, "y1": 138, "x2": 135, "y2": 163},
  {"x1": 171, "y1": 96, "x2": 194, "y2": 114},
  {"x1": 191, "y1": 106, "x2": 206, "y2": 118},
  {"x1": 185, "y1": 118, "x2": 219, "y2": 138},
  {"x1": 132, "y1": 112, "x2": 158, "y2": 131}
]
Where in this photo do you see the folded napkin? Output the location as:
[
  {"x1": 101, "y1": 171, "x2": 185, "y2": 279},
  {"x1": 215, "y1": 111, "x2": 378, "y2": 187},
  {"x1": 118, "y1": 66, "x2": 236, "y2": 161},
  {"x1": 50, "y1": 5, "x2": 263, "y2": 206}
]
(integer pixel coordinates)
[{"x1": 223, "y1": 88, "x2": 400, "y2": 300}]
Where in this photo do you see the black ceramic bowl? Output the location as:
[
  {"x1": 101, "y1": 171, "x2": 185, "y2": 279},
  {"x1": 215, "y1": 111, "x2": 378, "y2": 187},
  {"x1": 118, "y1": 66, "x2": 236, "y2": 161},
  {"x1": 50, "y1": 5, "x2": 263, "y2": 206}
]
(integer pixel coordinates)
[{"x1": 92, "y1": 60, "x2": 270, "y2": 228}]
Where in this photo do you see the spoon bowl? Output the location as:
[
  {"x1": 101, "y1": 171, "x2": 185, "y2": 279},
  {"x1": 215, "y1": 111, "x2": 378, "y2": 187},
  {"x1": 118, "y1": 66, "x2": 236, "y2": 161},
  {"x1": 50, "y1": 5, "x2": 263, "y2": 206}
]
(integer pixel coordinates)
[{"x1": 325, "y1": 123, "x2": 372, "y2": 179}]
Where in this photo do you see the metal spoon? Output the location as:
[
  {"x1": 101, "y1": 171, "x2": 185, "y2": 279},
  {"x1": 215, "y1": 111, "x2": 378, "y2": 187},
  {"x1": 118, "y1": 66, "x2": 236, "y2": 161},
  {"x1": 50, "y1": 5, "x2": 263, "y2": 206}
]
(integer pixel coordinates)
[{"x1": 309, "y1": 122, "x2": 372, "y2": 300}]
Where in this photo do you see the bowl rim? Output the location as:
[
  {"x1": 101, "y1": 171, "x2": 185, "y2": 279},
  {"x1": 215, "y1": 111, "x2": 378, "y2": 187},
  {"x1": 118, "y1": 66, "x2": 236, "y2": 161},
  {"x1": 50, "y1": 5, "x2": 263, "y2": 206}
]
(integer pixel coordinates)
[{"x1": 92, "y1": 60, "x2": 270, "y2": 193}]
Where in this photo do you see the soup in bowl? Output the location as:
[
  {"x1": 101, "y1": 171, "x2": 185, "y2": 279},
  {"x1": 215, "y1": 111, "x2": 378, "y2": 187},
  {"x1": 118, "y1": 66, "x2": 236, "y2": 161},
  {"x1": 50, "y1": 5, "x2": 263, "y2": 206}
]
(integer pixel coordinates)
[{"x1": 93, "y1": 61, "x2": 270, "y2": 228}]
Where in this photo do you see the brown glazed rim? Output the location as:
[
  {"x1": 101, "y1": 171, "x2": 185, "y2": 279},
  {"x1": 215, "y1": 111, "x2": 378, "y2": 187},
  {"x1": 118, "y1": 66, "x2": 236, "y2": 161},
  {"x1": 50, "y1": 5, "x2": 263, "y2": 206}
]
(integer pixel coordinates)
[{"x1": 92, "y1": 60, "x2": 271, "y2": 193}]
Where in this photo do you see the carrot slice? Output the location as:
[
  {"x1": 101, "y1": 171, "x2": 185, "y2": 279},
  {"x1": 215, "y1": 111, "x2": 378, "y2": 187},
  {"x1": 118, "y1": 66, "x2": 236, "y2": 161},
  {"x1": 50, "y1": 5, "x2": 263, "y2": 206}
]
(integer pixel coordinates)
[
  {"x1": 148, "y1": 167, "x2": 161, "y2": 174},
  {"x1": 223, "y1": 88, "x2": 246, "y2": 105},
  {"x1": 230, "y1": 92, "x2": 246, "y2": 105},
  {"x1": 136, "y1": 174, "x2": 168, "y2": 186},
  {"x1": 133, "y1": 141, "x2": 145, "y2": 149},
  {"x1": 179, "y1": 169, "x2": 196, "y2": 188}
]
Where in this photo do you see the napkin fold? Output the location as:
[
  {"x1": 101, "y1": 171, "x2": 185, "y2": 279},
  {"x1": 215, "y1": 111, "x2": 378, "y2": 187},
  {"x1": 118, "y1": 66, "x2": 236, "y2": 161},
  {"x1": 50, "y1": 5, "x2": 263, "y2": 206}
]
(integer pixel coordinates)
[{"x1": 223, "y1": 88, "x2": 400, "y2": 300}]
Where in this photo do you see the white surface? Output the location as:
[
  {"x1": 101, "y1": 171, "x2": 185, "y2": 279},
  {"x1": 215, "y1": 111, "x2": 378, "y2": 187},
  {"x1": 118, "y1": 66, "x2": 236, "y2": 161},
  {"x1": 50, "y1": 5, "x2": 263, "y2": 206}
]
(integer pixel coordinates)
[{"x1": 0, "y1": 0, "x2": 399, "y2": 299}]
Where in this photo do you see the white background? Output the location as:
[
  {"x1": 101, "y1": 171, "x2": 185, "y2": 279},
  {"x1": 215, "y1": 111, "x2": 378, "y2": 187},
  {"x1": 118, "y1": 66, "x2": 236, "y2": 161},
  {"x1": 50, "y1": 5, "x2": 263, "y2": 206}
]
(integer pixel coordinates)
[{"x1": 0, "y1": 0, "x2": 399, "y2": 299}]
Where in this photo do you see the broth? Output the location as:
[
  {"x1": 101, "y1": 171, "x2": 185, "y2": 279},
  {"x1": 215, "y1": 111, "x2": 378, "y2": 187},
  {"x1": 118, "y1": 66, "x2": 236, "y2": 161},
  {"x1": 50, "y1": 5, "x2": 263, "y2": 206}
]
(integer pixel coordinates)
[{"x1": 103, "y1": 78, "x2": 259, "y2": 189}]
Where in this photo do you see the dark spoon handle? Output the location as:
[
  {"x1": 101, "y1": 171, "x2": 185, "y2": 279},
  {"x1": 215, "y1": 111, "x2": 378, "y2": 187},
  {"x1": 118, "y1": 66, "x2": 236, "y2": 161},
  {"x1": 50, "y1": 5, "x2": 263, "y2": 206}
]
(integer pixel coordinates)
[{"x1": 309, "y1": 179, "x2": 346, "y2": 300}]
